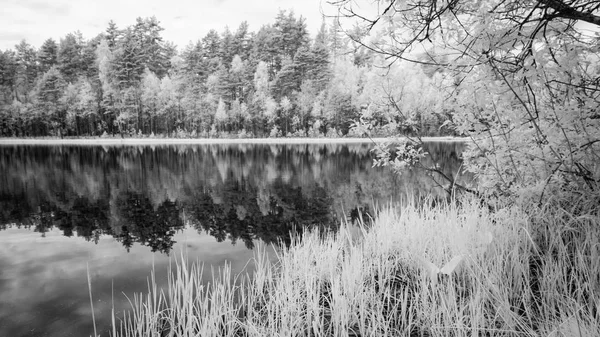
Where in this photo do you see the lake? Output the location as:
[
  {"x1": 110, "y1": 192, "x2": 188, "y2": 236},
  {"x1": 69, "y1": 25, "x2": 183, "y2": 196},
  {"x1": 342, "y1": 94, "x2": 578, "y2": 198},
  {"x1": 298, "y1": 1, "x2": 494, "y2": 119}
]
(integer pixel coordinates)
[{"x1": 0, "y1": 141, "x2": 467, "y2": 337}]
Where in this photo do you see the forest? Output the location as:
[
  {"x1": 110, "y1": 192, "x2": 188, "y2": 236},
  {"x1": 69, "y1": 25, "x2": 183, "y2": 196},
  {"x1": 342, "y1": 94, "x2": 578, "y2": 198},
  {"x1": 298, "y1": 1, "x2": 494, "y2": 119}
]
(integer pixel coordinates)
[{"x1": 0, "y1": 11, "x2": 453, "y2": 139}]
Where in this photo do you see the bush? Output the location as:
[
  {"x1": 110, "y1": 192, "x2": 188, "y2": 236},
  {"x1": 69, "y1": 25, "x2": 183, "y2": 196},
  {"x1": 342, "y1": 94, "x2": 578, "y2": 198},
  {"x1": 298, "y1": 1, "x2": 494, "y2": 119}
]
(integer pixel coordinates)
[
  {"x1": 238, "y1": 129, "x2": 252, "y2": 139},
  {"x1": 269, "y1": 125, "x2": 282, "y2": 138},
  {"x1": 307, "y1": 120, "x2": 325, "y2": 138},
  {"x1": 176, "y1": 127, "x2": 188, "y2": 138},
  {"x1": 325, "y1": 127, "x2": 340, "y2": 138}
]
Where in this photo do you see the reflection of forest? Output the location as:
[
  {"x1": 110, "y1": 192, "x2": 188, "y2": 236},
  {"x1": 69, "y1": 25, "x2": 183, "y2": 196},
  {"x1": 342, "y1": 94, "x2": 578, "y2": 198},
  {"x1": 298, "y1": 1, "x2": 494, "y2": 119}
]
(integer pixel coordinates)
[{"x1": 0, "y1": 142, "x2": 467, "y2": 253}]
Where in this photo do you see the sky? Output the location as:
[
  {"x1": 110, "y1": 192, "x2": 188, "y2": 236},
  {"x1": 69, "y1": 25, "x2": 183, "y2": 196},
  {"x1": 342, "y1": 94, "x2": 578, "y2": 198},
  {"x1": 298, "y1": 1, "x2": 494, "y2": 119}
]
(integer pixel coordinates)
[{"x1": 0, "y1": 0, "x2": 336, "y2": 51}]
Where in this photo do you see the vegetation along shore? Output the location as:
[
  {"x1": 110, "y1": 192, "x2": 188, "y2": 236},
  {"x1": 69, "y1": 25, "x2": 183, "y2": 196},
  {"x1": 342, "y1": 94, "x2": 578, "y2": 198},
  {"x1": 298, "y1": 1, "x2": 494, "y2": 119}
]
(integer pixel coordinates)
[{"x1": 108, "y1": 199, "x2": 599, "y2": 336}]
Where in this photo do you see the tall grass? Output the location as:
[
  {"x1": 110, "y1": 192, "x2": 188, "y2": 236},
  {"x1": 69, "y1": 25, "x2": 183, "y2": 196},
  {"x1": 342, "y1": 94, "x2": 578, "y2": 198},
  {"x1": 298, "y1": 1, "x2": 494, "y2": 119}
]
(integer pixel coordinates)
[{"x1": 109, "y1": 198, "x2": 599, "y2": 336}]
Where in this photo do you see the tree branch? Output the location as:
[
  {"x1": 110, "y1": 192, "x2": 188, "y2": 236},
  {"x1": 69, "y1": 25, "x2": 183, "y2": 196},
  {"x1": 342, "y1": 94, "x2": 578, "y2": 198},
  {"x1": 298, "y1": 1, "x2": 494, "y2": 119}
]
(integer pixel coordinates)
[{"x1": 537, "y1": 0, "x2": 600, "y2": 25}]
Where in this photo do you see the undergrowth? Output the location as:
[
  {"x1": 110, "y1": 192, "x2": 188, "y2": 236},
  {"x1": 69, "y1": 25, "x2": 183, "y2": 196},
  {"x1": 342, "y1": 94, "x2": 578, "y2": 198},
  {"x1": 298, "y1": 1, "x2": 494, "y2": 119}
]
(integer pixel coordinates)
[{"x1": 106, "y1": 197, "x2": 600, "y2": 337}]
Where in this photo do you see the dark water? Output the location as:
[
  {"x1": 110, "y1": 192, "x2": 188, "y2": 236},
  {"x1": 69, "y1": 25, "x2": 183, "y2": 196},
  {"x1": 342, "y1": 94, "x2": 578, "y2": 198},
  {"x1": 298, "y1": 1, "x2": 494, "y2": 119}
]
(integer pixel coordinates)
[{"x1": 0, "y1": 141, "x2": 466, "y2": 337}]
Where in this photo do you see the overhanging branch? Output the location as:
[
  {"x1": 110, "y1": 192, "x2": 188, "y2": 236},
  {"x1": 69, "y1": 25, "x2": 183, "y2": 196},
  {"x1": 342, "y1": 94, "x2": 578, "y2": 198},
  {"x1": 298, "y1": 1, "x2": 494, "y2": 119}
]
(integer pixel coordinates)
[{"x1": 537, "y1": 0, "x2": 600, "y2": 25}]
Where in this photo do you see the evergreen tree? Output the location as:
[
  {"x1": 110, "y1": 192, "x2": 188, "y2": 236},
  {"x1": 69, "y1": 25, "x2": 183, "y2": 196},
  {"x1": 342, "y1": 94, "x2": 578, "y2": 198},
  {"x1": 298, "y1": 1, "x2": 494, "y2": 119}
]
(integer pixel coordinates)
[
  {"x1": 251, "y1": 25, "x2": 279, "y2": 77},
  {"x1": 14, "y1": 40, "x2": 38, "y2": 102},
  {"x1": 38, "y1": 38, "x2": 58, "y2": 73},
  {"x1": 162, "y1": 41, "x2": 178, "y2": 72},
  {"x1": 308, "y1": 23, "x2": 331, "y2": 92},
  {"x1": 114, "y1": 27, "x2": 144, "y2": 87},
  {"x1": 58, "y1": 32, "x2": 85, "y2": 83},
  {"x1": 292, "y1": 46, "x2": 312, "y2": 84},
  {"x1": 105, "y1": 20, "x2": 121, "y2": 50},
  {"x1": 35, "y1": 66, "x2": 67, "y2": 135},
  {"x1": 181, "y1": 40, "x2": 209, "y2": 84},
  {"x1": 202, "y1": 30, "x2": 221, "y2": 59},
  {"x1": 180, "y1": 40, "x2": 208, "y2": 124},
  {"x1": 273, "y1": 58, "x2": 300, "y2": 100},
  {"x1": 0, "y1": 50, "x2": 18, "y2": 103},
  {"x1": 133, "y1": 16, "x2": 168, "y2": 78},
  {"x1": 273, "y1": 10, "x2": 309, "y2": 60},
  {"x1": 233, "y1": 21, "x2": 251, "y2": 60},
  {"x1": 219, "y1": 26, "x2": 235, "y2": 68},
  {"x1": 81, "y1": 35, "x2": 102, "y2": 80},
  {"x1": 327, "y1": 17, "x2": 346, "y2": 60}
]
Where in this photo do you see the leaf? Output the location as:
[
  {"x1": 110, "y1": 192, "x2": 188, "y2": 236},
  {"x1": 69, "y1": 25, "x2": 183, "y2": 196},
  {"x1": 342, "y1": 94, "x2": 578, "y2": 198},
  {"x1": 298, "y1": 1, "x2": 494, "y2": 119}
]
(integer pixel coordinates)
[
  {"x1": 440, "y1": 255, "x2": 464, "y2": 275},
  {"x1": 416, "y1": 254, "x2": 464, "y2": 286},
  {"x1": 415, "y1": 255, "x2": 440, "y2": 285}
]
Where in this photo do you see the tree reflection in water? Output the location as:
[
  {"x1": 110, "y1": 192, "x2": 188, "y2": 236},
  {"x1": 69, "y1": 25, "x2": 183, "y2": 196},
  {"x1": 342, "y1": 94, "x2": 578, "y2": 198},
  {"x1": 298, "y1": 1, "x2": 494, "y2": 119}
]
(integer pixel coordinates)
[{"x1": 0, "y1": 142, "x2": 467, "y2": 253}]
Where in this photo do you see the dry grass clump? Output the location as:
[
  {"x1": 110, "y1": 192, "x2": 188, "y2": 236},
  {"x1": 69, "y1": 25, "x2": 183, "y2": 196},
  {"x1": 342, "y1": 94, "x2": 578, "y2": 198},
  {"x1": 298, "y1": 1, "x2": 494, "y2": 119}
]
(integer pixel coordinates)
[{"x1": 109, "y1": 198, "x2": 600, "y2": 337}]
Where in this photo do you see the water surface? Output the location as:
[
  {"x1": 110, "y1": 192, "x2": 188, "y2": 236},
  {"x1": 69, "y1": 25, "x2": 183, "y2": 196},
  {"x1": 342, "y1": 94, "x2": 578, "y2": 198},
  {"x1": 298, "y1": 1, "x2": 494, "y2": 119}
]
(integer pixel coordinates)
[{"x1": 0, "y1": 142, "x2": 466, "y2": 336}]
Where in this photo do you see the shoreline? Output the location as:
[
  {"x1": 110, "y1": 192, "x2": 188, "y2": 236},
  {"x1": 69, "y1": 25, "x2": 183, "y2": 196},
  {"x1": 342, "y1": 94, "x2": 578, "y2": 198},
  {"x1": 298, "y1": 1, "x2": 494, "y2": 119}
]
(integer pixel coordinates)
[{"x1": 0, "y1": 136, "x2": 468, "y2": 145}]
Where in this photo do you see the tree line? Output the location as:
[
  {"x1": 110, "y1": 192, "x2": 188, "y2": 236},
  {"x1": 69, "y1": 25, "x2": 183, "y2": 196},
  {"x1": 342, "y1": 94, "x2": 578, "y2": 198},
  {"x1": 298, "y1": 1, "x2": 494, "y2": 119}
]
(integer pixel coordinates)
[{"x1": 0, "y1": 11, "x2": 455, "y2": 138}]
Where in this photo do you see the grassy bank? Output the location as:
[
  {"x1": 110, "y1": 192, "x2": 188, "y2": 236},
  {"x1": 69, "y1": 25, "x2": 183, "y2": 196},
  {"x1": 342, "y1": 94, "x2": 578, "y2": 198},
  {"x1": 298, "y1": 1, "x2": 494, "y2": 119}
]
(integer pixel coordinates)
[{"x1": 109, "y1": 199, "x2": 599, "y2": 336}]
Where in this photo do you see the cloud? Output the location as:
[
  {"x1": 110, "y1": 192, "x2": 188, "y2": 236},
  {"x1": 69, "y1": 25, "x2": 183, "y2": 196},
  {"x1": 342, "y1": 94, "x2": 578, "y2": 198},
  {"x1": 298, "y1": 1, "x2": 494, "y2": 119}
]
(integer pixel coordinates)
[
  {"x1": 0, "y1": 0, "x2": 71, "y2": 18},
  {"x1": 0, "y1": 31, "x2": 28, "y2": 41},
  {"x1": 25, "y1": 0, "x2": 72, "y2": 16},
  {"x1": 0, "y1": 0, "x2": 75, "y2": 49}
]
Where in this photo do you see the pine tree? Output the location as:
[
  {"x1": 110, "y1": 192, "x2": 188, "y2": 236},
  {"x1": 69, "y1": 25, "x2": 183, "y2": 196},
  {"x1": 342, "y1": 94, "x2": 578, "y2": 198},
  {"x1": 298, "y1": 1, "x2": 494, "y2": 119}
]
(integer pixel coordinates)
[
  {"x1": 114, "y1": 28, "x2": 144, "y2": 87},
  {"x1": 273, "y1": 10, "x2": 309, "y2": 59},
  {"x1": 251, "y1": 25, "x2": 279, "y2": 77},
  {"x1": 309, "y1": 23, "x2": 331, "y2": 92},
  {"x1": 273, "y1": 58, "x2": 299, "y2": 100},
  {"x1": 133, "y1": 16, "x2": 168, "y2": 78},
  {"x1": 38, "y1": 38, "x2": 58, "y2": 73},
  {"x1": 233, "y1": 21, "x2": 251, "y2": 60},
  {"x1": 327, "y1": 17, "x2": 346, "y2": 60},
  {"x1": 36, "y1": 66, "x2": 67, "y2": 135},
  {"x1": 181, "y1": 40, "x2": 208, "y2": 100},
  {"x1": 0, "y1": 50, "x2": 18, "y2": 103},
  {"x1": 81, "y1": 35, "x2": 102, "y2": 80},
  {"x1": 105, "y1": 20, "x2": 121, "y2": 50},
  {"x1": 58, "y1": 32, "x2": 84, "y2": 83},
  {"x1": 14, "y1": 40, "x2": 38, "y2": 102},
  {"x1": 219, "y1": 26, "x2": 235, "y2": 68},
  {"x1": 202, "y1": 30, "x2": 221, "y2": 59}
]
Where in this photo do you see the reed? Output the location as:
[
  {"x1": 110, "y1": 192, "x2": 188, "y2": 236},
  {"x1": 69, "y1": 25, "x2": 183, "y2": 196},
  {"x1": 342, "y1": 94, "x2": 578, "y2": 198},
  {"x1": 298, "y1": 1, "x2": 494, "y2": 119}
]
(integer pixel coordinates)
[{"x1": 109, "y1": 197, "x2": 600, "y2": 336}]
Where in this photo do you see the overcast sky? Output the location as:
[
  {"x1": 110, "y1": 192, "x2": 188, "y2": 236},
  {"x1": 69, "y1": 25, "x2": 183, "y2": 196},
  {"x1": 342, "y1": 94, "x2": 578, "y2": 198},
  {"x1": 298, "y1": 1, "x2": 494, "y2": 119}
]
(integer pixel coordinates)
[{"x1": 0, "y1": 0, "x2": 336, "y2": 51}]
